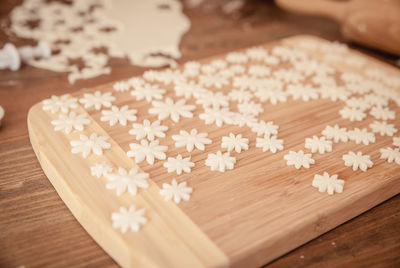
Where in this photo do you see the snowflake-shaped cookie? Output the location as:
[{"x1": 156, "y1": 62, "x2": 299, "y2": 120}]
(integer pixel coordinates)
[
  {"x1": 160, "y1": 179, "x2": 193, "y2": 204},
  {"x1": 42, "y1": 94, "x2": 78, "y2": 114},
  {"x1": 369, "y1": 121, "x2": 397, "y2": 136},
  {"x1": 126, "y1": 140, "x2": 167, "y2": 165},
  {"x1": 90, "y1": 161, "x2": 113, "y2": 178},
  {"x1": 283, "y1": 150, "x2": 315, "y2": 169},
  {"x1": 221, "y1": 133, "x2": 249, "y2": 153},
  {"x1": 111, "y1": 205, "x2": 147, "y2": 233},
  {"x1": 100, "y1": 105, "x2": 137, "y2": 126},
  {"x1": 305, "y1": 136, "x2": 332, "y2": 154},
  {"x1": 379, "y1": 147, "x2": 400, "y2": 164},
  {"x1": 312, "y1": 172, "x2": 344, "y2": 195},
  {"x1": 51, "y1": 111, "x2": 90, "y2": 134},
  {"x1": 79, "y1": 91, "x2": 115, "y2": 110},
  {"x1": 342, "y1": 151, "x2": 373, "y2": 171},
  {"x1": 70, "y1": 133, "x2": 111, "y2": 158},
  {"x1": 348, "y1": 128, "x2": 375, "y2": 145},
  {"x1": 163, "y1": 155, "x2": 194, "y2": 175},
  {"x1": 256, "y1": 135, "x2": 284, "y2": 153},
  {"x1": 322, "y1": 125, "x2": 348, "y2": 143},
  {"x1": 250, "y1": 120, "x2": 279, "y2": 136},
  {"x1": 105, "y1": 167, "x2": 149, "y2": 196},
  {"x1": 149, "y1": 98, "x2": 195, "y2": 123},
  {"x1": 370, "y1": 106, "x2": 395, "y2": 120},
  {"x1": 205, "y1": 151, "x2": 236, "y2": 172},
  {"x1": 339, "y1": 107, "x2": 366, "y2": 122},
  {"x1": 320, "y1": 86, "x2": 350, "y2": 102},
  {"x1": 129, "y1": 119, "x2": 168, "y2": 141},
  {"x1": 172, "y1": 129, "x2": 212, "y2": 152},
  {"x1": 199, "y1": 108, "x2": 234, "y2": 127}
]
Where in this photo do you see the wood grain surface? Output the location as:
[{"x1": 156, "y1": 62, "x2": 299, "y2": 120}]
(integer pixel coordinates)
[{"x1": 1, "y1": 1, "x2": 399, "y2": 267}]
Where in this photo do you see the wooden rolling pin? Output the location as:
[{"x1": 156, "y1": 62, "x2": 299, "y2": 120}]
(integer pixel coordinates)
[{"x1": 275, "y1": 0, "x2": 400, "y2": 55}]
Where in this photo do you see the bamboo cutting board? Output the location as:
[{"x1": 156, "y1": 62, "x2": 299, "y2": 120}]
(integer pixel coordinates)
[{"x1": 28, "y1": 35, "x2": 400, "y2": 267}]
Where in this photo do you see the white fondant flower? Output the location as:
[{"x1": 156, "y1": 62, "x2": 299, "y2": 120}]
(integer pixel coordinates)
[
  {"x1": 229, "y1": 64, "x2": 246, "y2": 74},
  {"x1": 129, "y1": 119, "x2": 168, "y2": 141},
  {"x1": 113, "y1": 81, "x2": 130, "y2": 92},
  {"x1": 205, "y1": 151, "x2": 236, "y2": 172},
  {"x1": 238, "y1": 101, "x2": 264, "y2": 116},
  {"x1": 287, "y1": 84, "x2": 319, "y2": 102},
  {"x1": 231, "y1": 112, "x2": 258, "y2": 127},
  {"x1": 322, "y1": 125, "x2": 348, "y2": 143},
  {"x1": 163, "y1": 155, "x2": 194, "y2": 175},
  {"x1": 305, "y1": 136, "x2": 332, "y2": 154},
  {"x1": 160, "y1": 179, "x2": 192, "y2": 204},
  {"x1": 128, "y1": 77, "x2": 145, "y2": 88},
  {"x1": 198, "y1": 74, "x2": 229, "y2": 88},
  {"x1": 149, "y1": 98, "x2": 195, "y2": 123},
  {"x1": 105, "y1": 167, "x2": 149, "y2": 196},
  {"x1": 42, "y1": 94, "x2": 78, "y2": 114},
  {"x1": 199, "y1": 108, "x2": 234, "y2": 127},
  {"x1": 273, "y1": 69, "x2": 304, "y2": 84},
  {"x1": 320, "y1": 86, "x2": 350, "y2": 102},
  {"x1": 250, "y1": 120, "x2": 279, "y2": 136},
  {"x1": 380, "y1": 147, "x2": 400, "y2": 164},
  {"x1": 174, "y1": 81, "x2": 207, "y2": 99},
  {"x1": 226, "y1": 52, "x2": 248, "y2": 63},
  {"x1": 221, "y1": 133, "x2": 249, "y2": 153},
  {"x1": 255, "y1": 89, "x2": 287, "y2": 104},
  {"x1": 284, "y1": 150, "x2": 315, "y2": 169},
  {"x1": 172, "y1": 129, "x2": 212, "y2": 152},
  {"x1": 130, "y1": 84, "x2": 165, "y2": 102},
  {"x1": 210, "y1": 59, "x2": 228, "y2": 69},
  {"x1": 70, "y1": 133, "x2": 111, "y2": 158},
  {"x1": 393, "y1": 137, "x2": 400, "y2": 147},
  {"x1": 196, "y1": 92, "x2": 229, "y2": 109},
  {"x1": 339, "y1": 107, "x2": 366, "y2": 122},
  {"x1": 245, "y1": 47, "x2": 268, "y2": 61},
  {"x1": 228, "y1": 89, "x2": 253, "y2": 103},
  {"x1": 233, "y1": 75, "x2": 259, "y2": 90},
  {"x1": 370, "y1": 106, "x2": 395, "y2": 120},
  {"x1": 342, "y1": 151, "x2": 373, "y2": 171},
  {"x1": 51, "y1": 111, "x2": 90, "y2": 134},
  {"x1": 369, "y1": 121, "x2": 397, "y2": 136},
  {"x1": 79, "y1": 91, "x2": 115, "y2": 110},
  {"x1": 345, "y1": 97, "x2": 371, "y2": 110},
  {"x1": 100, "y1": 105, "x2": 137, "y2": 126},
  {"x1": 248, "y1": 65, "x2": 271, "y2": 77},
  {"x1": 111, "y1": 206, "x2": 147, "y2": 233},
  {"x1": 256, "y1": 135, "x2": 284, "y2": 153},
  {"x1": 90, "y1": 162, "x2": 113, "y2": 178},
  {"x1": 200, "y1": 64, "x2": 217, "y2": 74},
  {"x1": 348, "y1": 128, "x2": 375, "y2": 145},
  {"x1": 312, "y1": 172, "x2": 344, "y2": 195},
  {"x1": 126, "y1": 140, "x2": 167, "y2": 165}
]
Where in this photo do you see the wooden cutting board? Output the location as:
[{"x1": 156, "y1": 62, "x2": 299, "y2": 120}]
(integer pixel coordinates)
[{"x1": 28, "y1": 35, "x2": 400, "y2": 268}]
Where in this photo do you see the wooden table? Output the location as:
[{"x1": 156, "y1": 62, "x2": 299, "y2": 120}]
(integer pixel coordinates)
[{"x1": 0, "y1": 1, "x2": 399, "y2": 267}]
